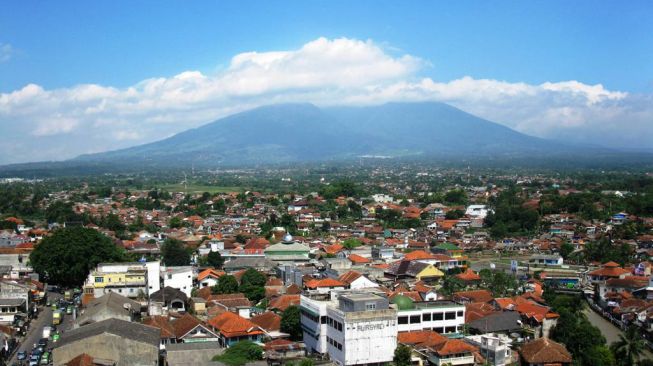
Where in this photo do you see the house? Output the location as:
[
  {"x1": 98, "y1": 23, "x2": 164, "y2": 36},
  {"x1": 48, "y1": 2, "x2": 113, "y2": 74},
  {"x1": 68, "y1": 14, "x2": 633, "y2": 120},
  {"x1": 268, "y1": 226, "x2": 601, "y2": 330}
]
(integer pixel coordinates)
[
  {"x1": 397, "y1": 330, "x2": 478, "y2": 366},
  {"x1": 75, "y1": 292, "x2": 141, "y2": 328},
  {"x1": 519, "y1": 337, "x2": 572, "y2": 366},
  {"x1": 431, "y1": 242, "x2": 464, "y2": 258},
  {"x1": 588, "y1": 261, "x2": 631, "y2": 283},
  {"x1": 529, "y1": 254, "x2": 563, "y2": 266},
  {"x1": 171, "y1": 313, "x2": 220, "y2": 343},
  {"x1": 197, "y1": 268, "x2": 225, "y2": 288},
  {"x1": 250, "y1": 311, "x2": 284, "y2": 339},
  {"x1": 385, "y1": 261, "x2": 444, "y2": 282},
  {"x1": 456, "y1": 268, "x2": 481, "y2": 284},
  {"x1": 52, "y1": 318, "x2": 159, "y2": 365},
  {"x1": 207, "y1": 311, "x2": 264, "y2": 347},
  {"x1": 269, "y1": 294, "x2": 301, "y2": 313},
  {"x1": 371, "y1": 245, "x2": 394, "y2": 260},
  {"x1": 264, "y1": 339, "x2": 306, "y2": 363},
  {"x1": 453, "y1": 290, "x2": 494, "y2": 304},
  {"x1": 466, "y1": 311, "x2": 522, "y2": 335},
  {"x1": 338, "y1": 270, "x2": 380, "y2": 290},
  {"x1": 149, "y1": 286, "x2": 188, "y2": 314},
  {"x1": 305, "y1": 278, "x2": 347, "y2": 294},
  {"x1": 162, "y1": 266, "x2": 194, "y2": 297}
]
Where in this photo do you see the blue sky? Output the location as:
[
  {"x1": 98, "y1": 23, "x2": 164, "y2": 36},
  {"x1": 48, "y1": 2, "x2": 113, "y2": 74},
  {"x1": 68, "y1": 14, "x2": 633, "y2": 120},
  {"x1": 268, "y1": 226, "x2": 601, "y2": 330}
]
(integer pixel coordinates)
[
  {"x1": 0, "y1": 1, "x2": 652, "y2": 163},
  {"x1": 2, "y1": 1, "x2": 651, "y2": 93}
]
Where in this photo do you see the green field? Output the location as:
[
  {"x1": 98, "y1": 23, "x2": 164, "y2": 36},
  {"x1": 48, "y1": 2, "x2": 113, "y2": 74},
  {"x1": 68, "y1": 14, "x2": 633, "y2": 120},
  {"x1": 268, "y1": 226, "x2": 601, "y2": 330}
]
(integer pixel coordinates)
[{"x1": 159, "y1": 184, "x2": 246, "y2": 193}]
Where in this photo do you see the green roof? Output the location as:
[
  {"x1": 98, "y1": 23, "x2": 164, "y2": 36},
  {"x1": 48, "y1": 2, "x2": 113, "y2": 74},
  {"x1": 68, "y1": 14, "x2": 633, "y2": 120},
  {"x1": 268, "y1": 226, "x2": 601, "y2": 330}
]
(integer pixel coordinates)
[
  {"x1": 434, "y1": 242, "x2": 461, "y2": 250},
  {"x1": 391, "y1": 295, "x2": 415, "y2": 310}
]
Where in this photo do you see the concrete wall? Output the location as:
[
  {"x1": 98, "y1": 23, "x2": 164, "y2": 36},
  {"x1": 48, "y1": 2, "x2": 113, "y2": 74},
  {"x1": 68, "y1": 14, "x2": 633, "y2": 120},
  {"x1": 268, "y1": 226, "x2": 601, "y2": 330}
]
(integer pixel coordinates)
[{"x1": 53, "y1": 333, "x2": 158, "y2": 366}]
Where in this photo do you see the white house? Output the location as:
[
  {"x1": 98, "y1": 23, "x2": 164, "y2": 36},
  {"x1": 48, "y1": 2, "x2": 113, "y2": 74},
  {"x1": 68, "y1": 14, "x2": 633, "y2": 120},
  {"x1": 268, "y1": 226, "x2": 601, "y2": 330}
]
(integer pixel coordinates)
[{"x1": 161, "y1": 266, "x2": 194, "y2": 297}]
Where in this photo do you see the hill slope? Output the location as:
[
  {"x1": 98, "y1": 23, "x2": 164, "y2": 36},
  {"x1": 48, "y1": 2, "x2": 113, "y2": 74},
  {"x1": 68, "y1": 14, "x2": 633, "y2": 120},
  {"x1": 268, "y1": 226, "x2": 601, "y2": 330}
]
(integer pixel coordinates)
[{"x1": 75, "y1": 102, "x2": 580, "y2": 165}]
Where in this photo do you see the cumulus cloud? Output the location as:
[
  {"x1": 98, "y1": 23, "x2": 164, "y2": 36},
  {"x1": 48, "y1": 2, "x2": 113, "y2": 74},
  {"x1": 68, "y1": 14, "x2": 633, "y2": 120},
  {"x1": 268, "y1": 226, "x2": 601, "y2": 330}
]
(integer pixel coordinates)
[{"x1": 0, "y1": 36, "x2": 651, "y2": 164}]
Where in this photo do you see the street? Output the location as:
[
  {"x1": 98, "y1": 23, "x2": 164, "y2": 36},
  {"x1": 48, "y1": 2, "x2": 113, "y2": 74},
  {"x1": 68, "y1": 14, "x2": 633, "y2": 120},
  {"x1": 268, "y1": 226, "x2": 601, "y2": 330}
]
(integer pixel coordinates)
[{"x1": 7, "y1": 292, "x2": 75, "y2": 365}]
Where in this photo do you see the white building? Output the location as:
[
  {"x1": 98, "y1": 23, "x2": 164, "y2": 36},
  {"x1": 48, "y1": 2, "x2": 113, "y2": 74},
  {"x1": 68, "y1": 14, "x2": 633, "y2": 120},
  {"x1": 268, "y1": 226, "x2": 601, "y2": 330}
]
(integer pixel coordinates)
[
  {"x1": 301, "y1": 291, "x2": 397, "y2": 366},
  {"x1": 465, "y1": 334, "x2": 514, "y2": 366},
  {"x1": 393, "y1": 296, "x2": 466, "y2": 334},
  {"x1": 371, "y1": 194, "x2": 394, "y2": 204},
  {"x1": 465, "y1": 205, "x2": 491, "y2": 219},
  {"x1": 161, "y1": 266, "x2": 194, "y2": 297}
]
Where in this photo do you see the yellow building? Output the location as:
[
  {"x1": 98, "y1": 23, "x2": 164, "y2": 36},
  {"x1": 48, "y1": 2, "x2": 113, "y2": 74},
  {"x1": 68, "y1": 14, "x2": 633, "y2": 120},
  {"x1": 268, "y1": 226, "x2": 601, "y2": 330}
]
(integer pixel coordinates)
[{"x1": 84, "y1": 267, "x2": 147, "y2": 299}]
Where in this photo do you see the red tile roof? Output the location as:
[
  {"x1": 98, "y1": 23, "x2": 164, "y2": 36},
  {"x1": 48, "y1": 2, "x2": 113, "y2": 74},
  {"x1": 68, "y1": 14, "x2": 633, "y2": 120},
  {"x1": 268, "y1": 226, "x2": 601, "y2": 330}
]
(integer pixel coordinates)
[
  {"x1": 269, "y1": 295, "x2": 301, "y2": 311},
  {"x1": 520, "y1": 337, "x2": 572, "y2": 364},
  {"x1": 198, "y1": 268, "x2": 226, "y2": 281},
  {"x1": 338, "y1": 270, "x2": 363, "y2": 284},
  {"x1": 250, "y1": 311, "x2": 281, "y2": 332},
  {"x1": 305, "y1": 278, "x2": 346, "y2": 289},
  {"x1": 348, "y1": 254, "x2": 371, "y2": 264},
  {"x1": 453, "y1": 290, "x2": 494, "y2": 303},
  {"x1": 208, "y1": 311, "x2": 264, "y2": 338},
  {"x1": 398, "y1": 330, "x2": 447, "y2": 347},
  {"x1": 456, "y1": 268, "x2": 481, "y2": 282}
]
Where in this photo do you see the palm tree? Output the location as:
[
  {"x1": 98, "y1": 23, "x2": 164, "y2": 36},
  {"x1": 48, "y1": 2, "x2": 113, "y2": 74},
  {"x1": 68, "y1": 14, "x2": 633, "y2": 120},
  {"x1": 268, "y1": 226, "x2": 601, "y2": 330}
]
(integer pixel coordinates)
[{"x1": 610, "y1": 326, "x2": 646, "y2": 366}]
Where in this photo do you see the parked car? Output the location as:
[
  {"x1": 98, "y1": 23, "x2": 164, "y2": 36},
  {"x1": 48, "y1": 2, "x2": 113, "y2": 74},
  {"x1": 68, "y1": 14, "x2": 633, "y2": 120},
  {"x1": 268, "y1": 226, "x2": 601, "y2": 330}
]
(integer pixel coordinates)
[
  {"x1": 17, "y1": 351, "x2": 27, "y2": 360},
  {"x1": 38, "y1": 338, "x2": 48, "y2": 347},
  {"x1": 66, "y1": 305, "x2": 73, "y2": 315}
]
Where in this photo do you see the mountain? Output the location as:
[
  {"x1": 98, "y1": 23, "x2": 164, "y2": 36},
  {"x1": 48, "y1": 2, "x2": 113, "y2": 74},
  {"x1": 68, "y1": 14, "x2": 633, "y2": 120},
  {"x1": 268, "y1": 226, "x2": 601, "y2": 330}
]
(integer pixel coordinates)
[{"x1": 73, "y1": 101, "x2": 593, "y2": 166}]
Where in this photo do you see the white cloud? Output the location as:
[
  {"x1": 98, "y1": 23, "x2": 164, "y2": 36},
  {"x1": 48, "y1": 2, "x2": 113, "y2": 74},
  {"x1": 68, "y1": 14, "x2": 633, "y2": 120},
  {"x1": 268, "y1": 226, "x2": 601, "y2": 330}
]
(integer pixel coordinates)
[
  {"x1": 0, "y1": 37, "x2": 651, "y2": 164},
  {"x1": 0, "y1": 43, "x2": 13, "y2": 62}
]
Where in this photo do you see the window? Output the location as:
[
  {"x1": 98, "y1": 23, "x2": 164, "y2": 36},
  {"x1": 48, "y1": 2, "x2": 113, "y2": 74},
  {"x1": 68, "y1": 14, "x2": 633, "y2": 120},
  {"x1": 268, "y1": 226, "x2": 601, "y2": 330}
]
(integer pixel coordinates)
[
  {"x1": 423, "y1": 313, "x2": 432, "y2": 321},
  {"x1": 95, "y1": 277, "x2": 104, "y2": 283},
  {"x1": 398, "y1": 316, "x2": 408, "y2": 325},
  {"x1": 320, "y1": 316, "x2": 326, "y2": 324},
  {"x1": 445, "y1": 326, "x2": 456, "y2": 333},
  {"x1": 433, "y1": 312, "x2": 443, "y2": 320},
  {"x1": 434, "y1": 327, "x2": 444, "y2": 333},
  {"x1": 168, "y1": 274, "x2": 172, "y2": 279},
  {"x1": 365, "y1": 302, "x2": 376, "y2": 311},
  {"x1": 410, "y1": 315, "x2": 421, "y2": 324},
  {"x1": 445, "y1": 312, "x2": 456, "y2": 320},
  {"x1": 457, "y1": 311, "x2": 463, "y2": 317}
]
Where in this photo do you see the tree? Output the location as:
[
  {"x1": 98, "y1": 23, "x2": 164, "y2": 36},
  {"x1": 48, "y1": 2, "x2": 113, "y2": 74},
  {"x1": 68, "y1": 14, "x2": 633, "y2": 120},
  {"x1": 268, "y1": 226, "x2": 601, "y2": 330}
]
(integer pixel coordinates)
[
  {"x1": 30, "y1": 226, "x2": 125, "y2": 287},
  {"x1": 45, "y1": 201, "x2": 79, "y2": 224},
  {"x1": 342, "y1": 238, "x2": 362, "y2": 250},
  {"x1": 239, "y1": 268, "x2": 267, "y2": 302},
  {"x1": 161, "y1": 238, "x2": 191, "y2": 266},
  {"x1": 441, "y1": 275, "x2": 465, "y2": 296},
  {"x1": 393, "y1": 344, "x2": 412, "y2": 366},
  {"x1": 206, "y1": 251, "x2": 224, "y2": 269},
  {"x1": 280, "y1": 305, "x2": 302, "y2": 341},
  {"x1": 168, "y1": 216, "x2": 184, "y2": 229},
  {"x1": 559, "y1": 242, "x2": 575, "y2": 260},
  {"x1": 610, "y1": 326, "x2": 646, "y2": 366},
  {"x1": 212, "y1": 275, "x2": 239, "y2": 294},
  {"x1": 212, "y1": 340, "x2": 263, "y2": 366},
  {"x1": 585, "y1": 345, "x2": 616, "y2": 366}
]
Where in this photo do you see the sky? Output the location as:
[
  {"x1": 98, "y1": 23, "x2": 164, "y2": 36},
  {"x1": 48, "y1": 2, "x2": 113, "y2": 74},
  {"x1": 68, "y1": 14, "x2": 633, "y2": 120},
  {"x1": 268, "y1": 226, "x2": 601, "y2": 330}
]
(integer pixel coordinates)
[{"x1": 0, "y1": 1, "x2": 652, "y2": 164}]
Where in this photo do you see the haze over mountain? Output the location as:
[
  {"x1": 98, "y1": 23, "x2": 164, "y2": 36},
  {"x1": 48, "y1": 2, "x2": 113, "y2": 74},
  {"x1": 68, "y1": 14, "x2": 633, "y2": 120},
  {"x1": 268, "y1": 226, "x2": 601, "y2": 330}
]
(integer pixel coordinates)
[{"x1": 74, "y1": 101, "x2": 592, "y2": 166}]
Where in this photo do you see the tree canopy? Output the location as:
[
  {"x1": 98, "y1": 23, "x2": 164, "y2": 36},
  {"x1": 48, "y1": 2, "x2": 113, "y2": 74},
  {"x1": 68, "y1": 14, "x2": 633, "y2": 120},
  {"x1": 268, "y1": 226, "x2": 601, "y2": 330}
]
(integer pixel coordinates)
[
  {"x1": 212, "y1": 275, "x2": 239, "y2": 294},
  {"x1": 161, "y1": 238, "x2": 191, "y2": 266},
  {"x1": 205, "y1": 250, "x2": 224, "y2": 269},
  {"x1": 212, "y1": 340, "x2": 263, "y2": 366},
  {"x1": 239, "y1": 268, "x2": 267, "y2": 302},
  {"x1": 280, "y1": 305, "x2": 302, "y2": 341},
  {"x1": 30, "y1": 226, "x2": 125, "y2": 287}
]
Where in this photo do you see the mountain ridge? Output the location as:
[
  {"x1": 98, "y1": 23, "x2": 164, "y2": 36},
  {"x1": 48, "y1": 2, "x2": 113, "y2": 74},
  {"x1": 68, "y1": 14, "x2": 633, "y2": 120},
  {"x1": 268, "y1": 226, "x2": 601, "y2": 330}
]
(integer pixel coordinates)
[{"x1": 75, "y1": 101, "x2": 587, "y2": 166}]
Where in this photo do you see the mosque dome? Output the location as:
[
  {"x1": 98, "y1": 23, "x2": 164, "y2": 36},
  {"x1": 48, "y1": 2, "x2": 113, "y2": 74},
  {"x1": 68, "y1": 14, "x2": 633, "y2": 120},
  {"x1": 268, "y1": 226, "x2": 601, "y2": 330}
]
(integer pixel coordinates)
[
  {"x1": 391, "y1": 295, "x2": 415, "y2": 310},
  {"x1": 282, "y1": 233, "x2": 294, "y2": 244}
]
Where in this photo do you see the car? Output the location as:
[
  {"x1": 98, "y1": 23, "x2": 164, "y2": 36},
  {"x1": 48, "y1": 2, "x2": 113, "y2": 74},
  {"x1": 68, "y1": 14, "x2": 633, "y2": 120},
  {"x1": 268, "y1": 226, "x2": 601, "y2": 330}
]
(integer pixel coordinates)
[
  {"x1": 29, "y1": 354, "x2": 40, "y2": 366},
  {"x1": 66, "y1": 305, "x2": 73, "y2": 315},
  {"x1": 51, "y1": 333, "x2": 60, "y2": 343},
  {"x1": 17, "y1": 351, "x2": 27, "y2": 360},
  {"x1": 38, "y1": 338, "x2": 48, "y2": 347},
  {"x1": 39, "y1": 351, "x2": 50, "y2": 365}
]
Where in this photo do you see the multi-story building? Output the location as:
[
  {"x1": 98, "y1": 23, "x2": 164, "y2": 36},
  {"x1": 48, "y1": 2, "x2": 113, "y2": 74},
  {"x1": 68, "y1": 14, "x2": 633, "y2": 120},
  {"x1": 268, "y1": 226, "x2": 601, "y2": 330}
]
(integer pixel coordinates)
[
  {"x1": 84, "y1": 263, "x2": 149, "y2": 299},
  {"x1": 161, "y1": 266, "x2": 194, "y2": 298},
  {"x1": 392, "y1": 295, "x2": 466, "y2": 334},
  {"x1": 301, "y1": 291, "x2": 397, "y2": 366}
]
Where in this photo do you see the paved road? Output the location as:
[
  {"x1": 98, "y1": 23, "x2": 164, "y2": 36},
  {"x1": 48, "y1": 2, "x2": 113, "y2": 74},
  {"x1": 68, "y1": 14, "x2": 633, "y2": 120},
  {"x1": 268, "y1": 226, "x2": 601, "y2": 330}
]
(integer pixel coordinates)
[
  {"x1": 8, "y1": 292, "x2": 68, "y2": 365},
  {"x1": 583, "y1": 307, "x2": 653, "y2": 360}
]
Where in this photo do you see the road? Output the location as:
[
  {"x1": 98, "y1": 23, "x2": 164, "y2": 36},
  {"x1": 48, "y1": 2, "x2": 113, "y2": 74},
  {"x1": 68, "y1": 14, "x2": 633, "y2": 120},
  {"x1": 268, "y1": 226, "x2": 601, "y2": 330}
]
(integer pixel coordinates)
[
  {"x1": 583, "y1": 307, "x2": 653, "y2": 361},
  {"x1": 7, "y1": 292, "x2": 71, "y2": 365}
]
